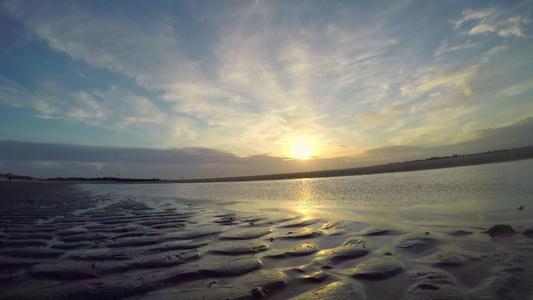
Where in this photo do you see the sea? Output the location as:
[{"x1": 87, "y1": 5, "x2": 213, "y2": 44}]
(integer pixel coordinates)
[{"x1": 79, "y1": 159, "x2": 533, "y2": 226}]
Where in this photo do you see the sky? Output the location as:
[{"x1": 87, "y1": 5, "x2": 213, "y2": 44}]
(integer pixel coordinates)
[{"x1": 1, "y1": 0, "x2": 532, "y2": 179}]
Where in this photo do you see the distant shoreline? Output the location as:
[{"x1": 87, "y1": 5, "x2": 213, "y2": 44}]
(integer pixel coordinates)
[
  {"x1": 163, "y1": 146, "x2": 533, "y2": 183},
  {"x1": 7, "y1": 147, "x2": 532, "y2": 184}
]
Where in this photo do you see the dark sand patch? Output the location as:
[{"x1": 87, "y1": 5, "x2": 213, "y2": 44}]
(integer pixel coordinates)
[
  {"x1": 279, "y1": 218, "x2": 321, "y2": 228},
  {"x1": 207, "y1": 241, "x2": 269, "y2": 255},
  {"x1": 219, "y1": 227, "x2": 273, "y2": 240},
  {"x1": 404, "y1": 269, "x2": 467, "y2": 300},
  {"x1": 483, "y1": 224, "x2": 517, "y2": 237},
  {"x1": 0, "y1": 248, "x2": 65, "y2": 259},
  {"x1": 252, "y1": 215, "x2": 299, "y2": 226},
  {"x1": 394, "y1": 231, "x2": 448, "y2": 253},
  {"x1": 359, "y1": 223, "x2": 405, "y2": 236},
  {"x1": 446, "y1": 229, "x2": 474, "y2": 236},
  {"x1": 416, "y1": 246, "x2": 484, "y2": 267}
]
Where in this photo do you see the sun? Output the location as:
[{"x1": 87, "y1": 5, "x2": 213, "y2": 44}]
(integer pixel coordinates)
[{"x1": 290, "y1": 141, "x2": 314, "y2": 160}]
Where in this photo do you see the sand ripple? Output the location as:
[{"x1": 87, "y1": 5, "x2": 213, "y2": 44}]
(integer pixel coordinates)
[
  {"x1": 1, "y1": 182, "x2": 532, "y2": 299},
  {"x1": 289, "y1": 281, "x2": 366, "y2": 300},
  {"x1": 342, "y1": 257, "x2": 404, "y2": 280},
  {"x1": 311, "y1": 237, "x2": 372, "y2": 267}
]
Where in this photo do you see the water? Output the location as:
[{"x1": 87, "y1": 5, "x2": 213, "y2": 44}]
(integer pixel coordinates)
[{"x1": 80, "y1": 159, "x2": 533, "y2": 225}]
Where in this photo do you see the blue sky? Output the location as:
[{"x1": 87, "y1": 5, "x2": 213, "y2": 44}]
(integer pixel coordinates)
[{"x1": 1, "y1": 0, "x2": 532, "y2": 179}]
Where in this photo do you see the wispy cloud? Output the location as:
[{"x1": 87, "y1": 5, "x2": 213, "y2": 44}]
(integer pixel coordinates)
[
  {"x1": 367, "y1": 117, "x2": 533, "y2": 161},
  {"x1": 501, "y1": 79, "x2": 533, "y2": 96},
  {"x1": 480, "y1": 45, "x2": 508, "y2": 63},
  {"x1": 453, "y1": 8, "x2": 529, "y2": 37},
  {"x1": 355, "y1": 105, "x2": 409, "y2": 129},
  {"x1": 1, "y1": 0, "x2": 532, "y2": 175},
  {"x1": 400, "y1": 66, "x2": 478, "y2": 99},
  {"x1": 453, "y1": 8, "x2": 496, "y2": 29},
  {"x1": 434, "y1": 40, "x2": 479, "y2": 59},
  {"x1": 497, "y1": 16, "x2": 529, "y2": 36},
  {"x1": 0, "y1": 76, "x2": 171, "y2": 133},
  {"x1": 4, "y1": 1, "x2": 405, "y2": 156}
]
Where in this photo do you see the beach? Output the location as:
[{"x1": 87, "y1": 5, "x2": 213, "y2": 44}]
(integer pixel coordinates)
[
  {"x1": 1, "y1": 172, "x2": 532, "y2": 299},
  {"x1": 3, "y1": 0, "x2": 533, "y2": 298}
]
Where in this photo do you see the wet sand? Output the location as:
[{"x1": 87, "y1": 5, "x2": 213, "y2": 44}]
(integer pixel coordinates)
[{"x1": 1, "y1": 181, "x2": 532, "y2": 299}]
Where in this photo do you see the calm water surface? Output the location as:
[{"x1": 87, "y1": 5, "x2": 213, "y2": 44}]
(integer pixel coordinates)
[{"x1": 81, "y1": 159, "x2": 533, "y2": 224}]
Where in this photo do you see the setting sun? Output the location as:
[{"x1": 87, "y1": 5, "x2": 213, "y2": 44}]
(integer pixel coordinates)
[{"x1": 290, "y1": 141, "x2": 314, "y2": 159}]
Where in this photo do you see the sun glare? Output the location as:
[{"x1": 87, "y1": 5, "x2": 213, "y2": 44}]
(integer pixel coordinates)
[{"x1": 290, "y1": 141, "x2": 314, "y2": 160}]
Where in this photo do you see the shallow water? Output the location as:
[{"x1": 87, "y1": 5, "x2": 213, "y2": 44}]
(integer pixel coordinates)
[
  {"x1": 2, "y1": 160, "x2": 532, "y2": 299},
  {"x1": 81, "y1": 159, "x2": 533, "y2": 225}
]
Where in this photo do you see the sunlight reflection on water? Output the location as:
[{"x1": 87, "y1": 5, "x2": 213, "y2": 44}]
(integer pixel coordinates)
[{"x1": 81, "y1": 159, "x2": 533, "y2": 224}]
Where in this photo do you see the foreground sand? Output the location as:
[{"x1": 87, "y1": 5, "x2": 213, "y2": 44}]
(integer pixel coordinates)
[{"x1": 1, "y1": 181, "x2": 532, "y2": 299}]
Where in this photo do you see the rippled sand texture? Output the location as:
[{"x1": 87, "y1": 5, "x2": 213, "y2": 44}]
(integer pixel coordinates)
[{"x1": 1, "y1": 182, "x2": 532, "y2": 299}]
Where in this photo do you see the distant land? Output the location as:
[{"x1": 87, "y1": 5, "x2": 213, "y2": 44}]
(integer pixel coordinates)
[
  {"x1": 2, "y1": 146, "x2": 532, "y2": 183},
  {"x1": 167, "y1": 146, "x2": 533, "y2": 183}
]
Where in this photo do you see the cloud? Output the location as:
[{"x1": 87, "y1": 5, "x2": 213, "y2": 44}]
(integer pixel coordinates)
[
  {"x1": 480, "y1": 45, "x2": 508, "y2": 63},
  {"x1": 0, "y1": 141, "x2": 244, "y2": 168},
  {"x1": 355, "y1": 105, "x2": 409, "y2": 129},
  {"x1": 400, "y1": 66, "x2": 478, "y2": 99},
  {"x1": 0, "y1": 140, "x2": 357, "y2": 179},
  {"x1": 2, "y1": 1, "x2": 406, "y2": 157},
  {"x1": 465, "y1": 117, "x2": 533, "y2": 150},
  {"x1": 434, "y1": 40, "x2": 479, "y2": 59},
  {"x1": 365, "y1": 145, "x2": 428, "y2": 160},
  {"x1": 497, "y1": 16, "x2": 528, "y2": 37},
  {"x1": 468, "y1": 23, "x2": 496, "y2": 35},
  {"x1": 0, "y1": 77, "x2": 170, "y2": 129},
  {"x1": 500, "y1": 79, "x2": 533, "y2": 96},
  {"x1": 453, "y1": 8, "x2": 496, "y2": 29},
  {"x1": 366, "y1": 117, "x2": 533, "y2": 162},
  {"x1": 385, "y1": 83, "x2": 490, "y2": 148},
  {"x1": 0, "y1": 77, "x2": 30, "y2": 108},
  {"x1": 1, "y1": 1, "x2": 531, "y2": 165},
  {"x1": 163, "y1": 2, "x2": 406, "y2": 156},
  {"x1": 23, "y1": 8, "x2": 195, "y2": 89},
  {"x1": 453, "y1": 8, "x2": 529, "y2": 37}
]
